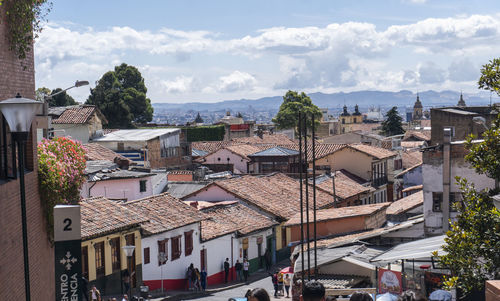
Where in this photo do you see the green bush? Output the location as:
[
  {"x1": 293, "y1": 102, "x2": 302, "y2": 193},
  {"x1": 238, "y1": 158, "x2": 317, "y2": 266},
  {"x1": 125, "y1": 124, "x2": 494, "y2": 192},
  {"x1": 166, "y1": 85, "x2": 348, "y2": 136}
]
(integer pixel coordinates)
[{"x1": 186, "y1": 125, "x2": 225, "y2": 142}]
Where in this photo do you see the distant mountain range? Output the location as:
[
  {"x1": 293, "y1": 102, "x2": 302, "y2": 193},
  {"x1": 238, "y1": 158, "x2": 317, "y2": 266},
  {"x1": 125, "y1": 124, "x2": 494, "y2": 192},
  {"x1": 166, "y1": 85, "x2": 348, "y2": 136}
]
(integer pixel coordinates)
[{"x1": 152, "y1": 90, "x2": 495, "y2": 113}]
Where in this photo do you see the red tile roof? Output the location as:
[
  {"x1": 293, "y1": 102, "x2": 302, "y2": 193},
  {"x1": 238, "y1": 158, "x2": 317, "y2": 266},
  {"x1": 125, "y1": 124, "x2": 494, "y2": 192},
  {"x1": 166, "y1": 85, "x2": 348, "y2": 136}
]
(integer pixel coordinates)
[
  {"x1": 84, "y1": 143, "x2": 133, "y2": 164},
  {"x1": 224, "y1": 144, "x2": 271, "y2": 160},
  {"x1": 402, "y1": 150, "x2": 423, "y2": 169},
  {"x1": 52, "y1": 105, "x2": 104, "y2": 124},
  {"x1": 232, "y1": 134, "x2": 295, "y2": 144},
  {"x1": 199, "y1": 202, "x2": 278, "y2": 241},
  {"x1": 191, "y1": 141, "x2": 234, "y2": 153},
  {"x1": 190, "y1": 173, "x2": 335, "y2": 220},
  {"x1": 285, "y1": 203, "x2": 390, "y2": 226},
  {"x1": 122, "y1": 193, "x2": 206, "y2": 236},
  {"x1": 386, "y1": 190, "x2": 423, "y2": 215},
  {"x1": 402, "y1": 185, "x2": 423, "y2": 193},
  {"x1": 346, "y1": 144, "x2": 397, "y2": 160},
  {"x1": 80, "y1": 196, "x2": 147, "y2": 239},
  {"x1": 315, "y1": 170, "x2": 371, "y2": 200},
  {"x1": 403, "y1": 130, "x2": 431, "y2": 142}
]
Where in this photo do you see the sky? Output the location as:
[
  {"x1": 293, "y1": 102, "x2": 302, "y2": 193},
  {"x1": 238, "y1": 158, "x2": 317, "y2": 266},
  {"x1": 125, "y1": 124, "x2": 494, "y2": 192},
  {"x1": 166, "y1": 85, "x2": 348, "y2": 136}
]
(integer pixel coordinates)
[{"x1": 34, "y1": 0, "x2": 500, "y2": 103}]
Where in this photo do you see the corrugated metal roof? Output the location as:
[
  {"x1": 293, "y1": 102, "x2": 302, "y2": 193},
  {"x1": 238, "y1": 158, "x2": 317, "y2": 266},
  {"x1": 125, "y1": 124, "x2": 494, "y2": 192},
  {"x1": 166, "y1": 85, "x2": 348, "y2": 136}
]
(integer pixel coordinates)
[
  {"x1": 93, "y1": 128, "x2": 180, "y2": 142},
  {"x1": 248, "y1": 146, "x2": 299, "y2": 157},
  {"x1": 370, "y1": 235, "x2": 446, "y2": 262},
  {"x1": 165, "y1": 182, "x2": 210, "y2": 199},
  {"x1": 192, "y1": 148, "x2": 209, "y2": 157}
]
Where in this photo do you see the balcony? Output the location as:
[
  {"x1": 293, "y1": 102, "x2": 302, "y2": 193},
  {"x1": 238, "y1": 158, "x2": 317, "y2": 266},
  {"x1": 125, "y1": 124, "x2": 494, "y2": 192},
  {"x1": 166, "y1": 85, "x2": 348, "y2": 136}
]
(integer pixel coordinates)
[{"x1": 372, "y1": 175, "x2": 388, "y2": 187}]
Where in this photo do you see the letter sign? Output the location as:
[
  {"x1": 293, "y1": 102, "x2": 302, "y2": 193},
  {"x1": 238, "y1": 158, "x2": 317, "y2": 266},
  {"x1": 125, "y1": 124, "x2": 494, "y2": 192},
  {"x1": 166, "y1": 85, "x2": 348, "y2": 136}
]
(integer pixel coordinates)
[{"x1": 54, "y1": 205, "x2": 82, "y2": 301}]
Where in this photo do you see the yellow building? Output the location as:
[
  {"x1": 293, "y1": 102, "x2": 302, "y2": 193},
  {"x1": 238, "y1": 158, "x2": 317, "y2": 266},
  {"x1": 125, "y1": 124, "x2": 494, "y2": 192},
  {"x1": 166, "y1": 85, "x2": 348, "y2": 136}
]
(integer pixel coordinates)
[
  {"x1": 339, "y1": 105, "x2": 363, "y2": 134},
  {"x1": 81, "y1": 197, "x2": 147, "y2": 296}
]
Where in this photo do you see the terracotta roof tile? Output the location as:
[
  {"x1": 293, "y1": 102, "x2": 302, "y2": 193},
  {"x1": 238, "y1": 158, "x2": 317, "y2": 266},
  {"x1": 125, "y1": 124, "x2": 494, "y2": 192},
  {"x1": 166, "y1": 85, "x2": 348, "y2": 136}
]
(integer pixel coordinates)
[
  {"x1": 314, "y1": 171, "x2": 370, "y2": 200},
  {"x1": 403, "y1": 130, "x2": 431, "y2": 142},
  {"x1": 402, "y1": 150, "x2": 423, "y2": 169},
  {"x1": 199, "y1": 202, "x2": 278, "y2": 241},
  {"x1": 402, "y1": 185, "x2": 423, "y2": 193},
  {"x1": 122, "y1": 193, "x2": 206, "y2": 236},
  {"x1": 168, "y1": 170, "x2": 193, "y2": 175},
  {"x1": 84, "y1": 143, "x2": 133, "y2": 164},
  {"x1": 348, "y1": 123, "x2": 381, "y2": 132},
  {"x1": 232, "y1": 134, "x2": 295, "y2": 144},
  {"x1": 191, "y1": 141, "x2": 233, "y2": 153},
  {"x1": 285, "y1": 203, "x2": 390, "y2": 226},
  {"x1": 347, "y1": 144, "x2": 397, "y2": 160},
  {"x1": 281, "y1": 143, "x2": 346, "y2": 162},
  {"x1": 401, "y1": 141, "x2": 426, "y2": 149},
  {"x1": 212, "y1": 173, "x2": 335, "y2": 220},
  {"x1": 386, "y1": 190, "x2": 423, "y2": 215},
  {"x1": 312, "y1": 228, "x2": 387, "y2": 249},
  {"x1": 225, "y1": 144, "x2": 270, "y2": 160},
  {"x1": 80, "y1": 196, "x2": 147, "y2": 239},
  {"x1": 52, "y1": 105, "x2": 101, "y2": 124}
]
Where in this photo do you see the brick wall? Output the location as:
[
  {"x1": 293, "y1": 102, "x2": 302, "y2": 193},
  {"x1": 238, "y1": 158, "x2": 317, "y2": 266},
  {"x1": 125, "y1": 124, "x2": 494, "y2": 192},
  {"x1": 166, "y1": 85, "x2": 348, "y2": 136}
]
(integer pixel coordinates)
[
  {"x1": 0, "y1": 7, "x2": 55, "y2": 300},
  {"x1": 147, "y1": 138, "x2": 189, "y2": 169}
]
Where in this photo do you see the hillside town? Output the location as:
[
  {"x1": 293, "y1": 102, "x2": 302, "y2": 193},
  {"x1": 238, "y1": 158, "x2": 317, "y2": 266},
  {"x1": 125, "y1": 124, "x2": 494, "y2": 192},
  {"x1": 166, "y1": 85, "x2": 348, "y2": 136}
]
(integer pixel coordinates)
[{"x1": 1, "y1": 1, "x2": 500, "y2": 301}]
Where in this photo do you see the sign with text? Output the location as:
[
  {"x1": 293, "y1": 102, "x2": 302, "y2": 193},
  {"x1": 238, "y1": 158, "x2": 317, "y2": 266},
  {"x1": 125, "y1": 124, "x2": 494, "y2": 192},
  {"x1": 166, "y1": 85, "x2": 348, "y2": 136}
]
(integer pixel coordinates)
[
  {"x1": 378, "y1": 268, "x2": 402, "y2": 294},
  {"x1": 54, "y1": 205, "x2": 82, "y2": 301}
]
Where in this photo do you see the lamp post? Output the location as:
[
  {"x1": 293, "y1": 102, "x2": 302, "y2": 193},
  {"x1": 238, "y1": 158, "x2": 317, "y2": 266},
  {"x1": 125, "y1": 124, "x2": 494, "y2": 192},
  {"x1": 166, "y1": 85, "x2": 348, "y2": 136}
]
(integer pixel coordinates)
[
  {"x1": 0, "y1": 94, "x2": 42, "y2": 301},
  {"x1": 122, "y1": 245, "x2": 136, "y2": 300},
  {"x1": 43, "y1": 80, "x2": 89, "y2": 101}
]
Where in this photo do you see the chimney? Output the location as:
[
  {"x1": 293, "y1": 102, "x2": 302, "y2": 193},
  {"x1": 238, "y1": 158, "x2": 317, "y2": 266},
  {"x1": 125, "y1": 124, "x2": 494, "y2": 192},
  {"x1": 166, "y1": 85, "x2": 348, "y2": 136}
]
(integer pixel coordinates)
[{"x1": 442, "y1": 128, "x2": 452, "y2": 233}]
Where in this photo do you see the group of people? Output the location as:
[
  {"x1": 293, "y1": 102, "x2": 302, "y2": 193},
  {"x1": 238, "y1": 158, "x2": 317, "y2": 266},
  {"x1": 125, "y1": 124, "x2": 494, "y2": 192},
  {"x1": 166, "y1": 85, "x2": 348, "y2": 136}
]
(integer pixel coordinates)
[
  {"x1": 186, "y1": 263, "x2": 207, "y2": 291},
  {"x1": 270, "y1": 270, "x2": 291, "y2": 298},
  {"x1": 234, "y1": 258, "x2": 251, "y2": 283},
  {"x1": 245, "y1": 280, "x2": 431, "y2": 301}
]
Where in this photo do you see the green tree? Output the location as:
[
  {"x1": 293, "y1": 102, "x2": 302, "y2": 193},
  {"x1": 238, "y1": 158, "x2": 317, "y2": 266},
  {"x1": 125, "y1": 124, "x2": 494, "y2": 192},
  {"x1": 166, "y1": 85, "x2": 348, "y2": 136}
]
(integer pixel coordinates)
[
  {"x1": 272, "y1": 90, "x2": 322, "y2": 132},
  {"x1": 194, "y1": 112, "x2": 204, "y2": 123},
  {"x1": 381, "y1": 106, "x2": 404, "y2": 136},
  {"x1": 35, "y1": 87, "x2": 51, "y2": 102},
  {"x1": 479, "y1": 58, "x2": 500, "y2": 96},
  {"x1": 86, "y1": 63, "x2": 153, "y2": 128},
  {"x1": 46, "y1": 88, "x2": 78, "y2": 107}
]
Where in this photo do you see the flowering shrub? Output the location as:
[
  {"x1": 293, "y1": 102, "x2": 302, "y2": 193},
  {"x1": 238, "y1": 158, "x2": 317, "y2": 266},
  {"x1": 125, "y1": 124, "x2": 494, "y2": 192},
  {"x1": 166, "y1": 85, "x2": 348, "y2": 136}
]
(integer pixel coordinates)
[{"x1": 38, "y1": 137, "x2": 86, "y2": 240}]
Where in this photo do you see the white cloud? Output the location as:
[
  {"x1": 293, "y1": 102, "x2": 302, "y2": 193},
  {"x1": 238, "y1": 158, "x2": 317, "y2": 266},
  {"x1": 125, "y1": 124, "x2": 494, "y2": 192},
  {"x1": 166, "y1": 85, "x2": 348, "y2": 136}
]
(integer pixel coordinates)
[
  {"x1": 34, "y1": 14, "x2": 500, "y2": 101},
  {"x1": 217, "y1": 71, "x2": 257, "y2": 92}
]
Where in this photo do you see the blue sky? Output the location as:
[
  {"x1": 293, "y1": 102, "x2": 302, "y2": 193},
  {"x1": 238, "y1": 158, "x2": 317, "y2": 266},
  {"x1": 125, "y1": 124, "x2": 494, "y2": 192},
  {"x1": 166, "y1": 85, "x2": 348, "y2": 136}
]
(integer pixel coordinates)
[{"x1": 35, "y1": 0, "x2": 500, "y2": 103}]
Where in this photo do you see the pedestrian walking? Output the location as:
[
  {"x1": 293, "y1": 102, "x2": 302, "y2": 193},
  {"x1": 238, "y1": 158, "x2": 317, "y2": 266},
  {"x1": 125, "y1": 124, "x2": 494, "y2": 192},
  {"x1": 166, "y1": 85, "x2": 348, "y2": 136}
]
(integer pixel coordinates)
[
  {"x1": 82, "y1": 276, "x2": 89, "y2": 301},
  {"x1": 90, "y1": 285, "x2": 101, "y2": 301},
  {"x1": 271, "y1": 271, "x2": 279, "y2": 297},
  {"x1": 243, "y1": 258, "x2": 250, "y2": 283},
  {"x1": 224, "y1": 258, "x2": 230, "y2": 283},
  {"x1": 186, "y1": 263, "x2": 195, "y2": 290},
  {"x1": 284, "y1": 273, "x2": 291, "y2": 298},
  {"x1": 235, "y1": 259, "x2": 243, "y2": 282},
  {"x1": 194, "y1": 268, "x2": 201, "y2": 291},
  {"x1": 200, "y1": 268, "x2": 207, "y2": 290}
]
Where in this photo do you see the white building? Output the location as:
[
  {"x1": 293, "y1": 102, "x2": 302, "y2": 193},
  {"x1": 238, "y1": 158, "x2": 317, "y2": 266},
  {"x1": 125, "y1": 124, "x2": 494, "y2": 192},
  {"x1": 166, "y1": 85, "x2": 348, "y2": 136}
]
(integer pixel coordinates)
[
  {"x1": 200, "y1": 144, "x2": 263, "y2": 174},
  {"x1": 422, "y1": 136, "x2": 495, "y2": 236},
  {"x1": 49, "y1": 105, "x2": 107, "y2": 143}
]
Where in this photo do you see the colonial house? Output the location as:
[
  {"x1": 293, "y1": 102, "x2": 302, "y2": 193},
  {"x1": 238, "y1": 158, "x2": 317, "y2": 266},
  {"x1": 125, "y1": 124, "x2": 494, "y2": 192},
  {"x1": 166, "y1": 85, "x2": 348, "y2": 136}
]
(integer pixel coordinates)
[
  {"x1": 80, "y1": 197, "x2": 146, "y2": 296},
  {"x1": 182, "y1": 173, "x2": 335, "y2": 262},
  {"x1": 92, "y1": 128, "x2": 188, "y2": 169},
  {"x1": 0, "y1": 9, "x2": 54, "y2": 298},
  {"x1": 200, "y1": 144, "x2": 265, "y2": 173},
  {"x1": 284, "y1": 203, "x2": 390, "y2": 244},
  {"x1": 81, "y1": 160, "x2": 155, "y2": 201},
  {"x1": 122, "y1": 193, "x2": 207, "y2": 291},
  {"x1": 196, "y1": 202, "x2": 278, "y2": 278},
  {"x1": 247, "y1": 146, "x2": 300, "y2": 174},
  {"x1": 312, "y1": 144, "x2": 397, "y2": 203},
  {"x1": 49, "y1": 105, "x2": 107, "y2": 143}
]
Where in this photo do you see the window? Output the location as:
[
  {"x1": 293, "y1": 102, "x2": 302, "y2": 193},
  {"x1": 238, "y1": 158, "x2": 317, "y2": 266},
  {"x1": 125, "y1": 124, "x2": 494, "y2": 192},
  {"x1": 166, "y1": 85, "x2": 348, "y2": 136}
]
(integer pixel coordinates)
[
  {"x1": 110, "y1": 237, "x2": 121, "y2": 272},
  {"x1": 394, "y1": 159, "x2": 403, "y2": 170},
  {"x1": 433, "y1": 192, "x2": 442, "y2": 212},
  {"x1": 144, "y1": 247, "x2": 150, "y2": 265},
  {"x1": 281, "y1": 227, "x2": 287, "y2": 249},
  {"x1": 158, "y1": 239, "x2": 168, "y2": 265},
  {"x1": 342, "y1": 118, "x2": 345, "y2": 124},
  {"x1": 94, "y1": 242, "x2": 105, "y2": 277},
  {"x1": 82, "y1": 246, "x2": 89, "y2": 278},
  {"x1": 139, "y1": 180, "x2": 147, "y2": 192},
  {"x1": 353, "y1": 118, "x2": 357, "y2": 123},
  {"x1": 184, "y1": 231, "x2": 194, "y2": 256},
  {"x1": 172, "y1": 235, "x2": 181, "y2": 260},
  {"x1": 450, "y1": 193, "x2": 461, "y2": 212}
]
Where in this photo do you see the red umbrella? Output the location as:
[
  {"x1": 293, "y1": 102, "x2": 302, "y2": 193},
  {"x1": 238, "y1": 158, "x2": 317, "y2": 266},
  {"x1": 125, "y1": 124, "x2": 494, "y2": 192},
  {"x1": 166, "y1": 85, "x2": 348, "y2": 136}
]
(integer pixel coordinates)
[{"x1": 280, "y1": 266, "x2": 293, "y2": 274}]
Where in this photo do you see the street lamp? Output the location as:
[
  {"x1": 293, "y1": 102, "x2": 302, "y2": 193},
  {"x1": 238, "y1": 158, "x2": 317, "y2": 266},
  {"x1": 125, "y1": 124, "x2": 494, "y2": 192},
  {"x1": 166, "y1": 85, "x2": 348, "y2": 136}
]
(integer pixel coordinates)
[
  {"x1": 122, "y1": 245, "x2": 136, "y2": 300},
  {"x1": 44, "y1": 80, "x2": 89, "y2": 101},
  {"x1": 0, "y1": 93, "x2": 42, "y2": 301}
]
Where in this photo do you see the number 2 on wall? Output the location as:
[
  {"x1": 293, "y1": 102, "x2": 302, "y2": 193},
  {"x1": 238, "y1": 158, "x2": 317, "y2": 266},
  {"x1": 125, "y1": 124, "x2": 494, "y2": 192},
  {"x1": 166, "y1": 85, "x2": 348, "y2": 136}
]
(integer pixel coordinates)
[{"x1": 63, "y1": 218, "x2": 72, "y2": 231}]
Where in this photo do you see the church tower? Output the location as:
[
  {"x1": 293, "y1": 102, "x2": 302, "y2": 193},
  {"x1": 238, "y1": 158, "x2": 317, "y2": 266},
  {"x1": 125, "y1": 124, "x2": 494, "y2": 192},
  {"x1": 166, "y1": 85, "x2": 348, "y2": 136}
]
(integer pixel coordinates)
[
  {"x1": 457, "y1": 92, "x2": 466, "y2": 107},
  {"x1": 413, "y1": 93, "x2": 423, "y2": 120}
]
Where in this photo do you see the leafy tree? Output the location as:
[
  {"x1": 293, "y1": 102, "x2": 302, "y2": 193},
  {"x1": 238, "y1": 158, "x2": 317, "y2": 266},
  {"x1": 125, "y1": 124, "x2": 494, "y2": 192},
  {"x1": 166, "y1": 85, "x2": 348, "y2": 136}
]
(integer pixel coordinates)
[
  {"x1": 272, "y1": 90, "x2": 322, "y2": 132},
  {"x1": 381, "y1": 106, "x2": 404, "y2": 136},
  {"x1": 86, "y1": 63, "x2": 153, "y2": 128},
  {"x1": 35, "y1": 87, "x2": 51, "y2": 102},
  {"x1": 479, "y1": 58, "x2": 500, "y2": 96},
  {"x1": 47, "y1": 88, "x2": 78, "y2": 107},
  {"x1": 194, "y1": 112, "x2": 204, "y2": 123},
  {"x1": 464, "y1": 113, "x2": 500, "y2": 189}
]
